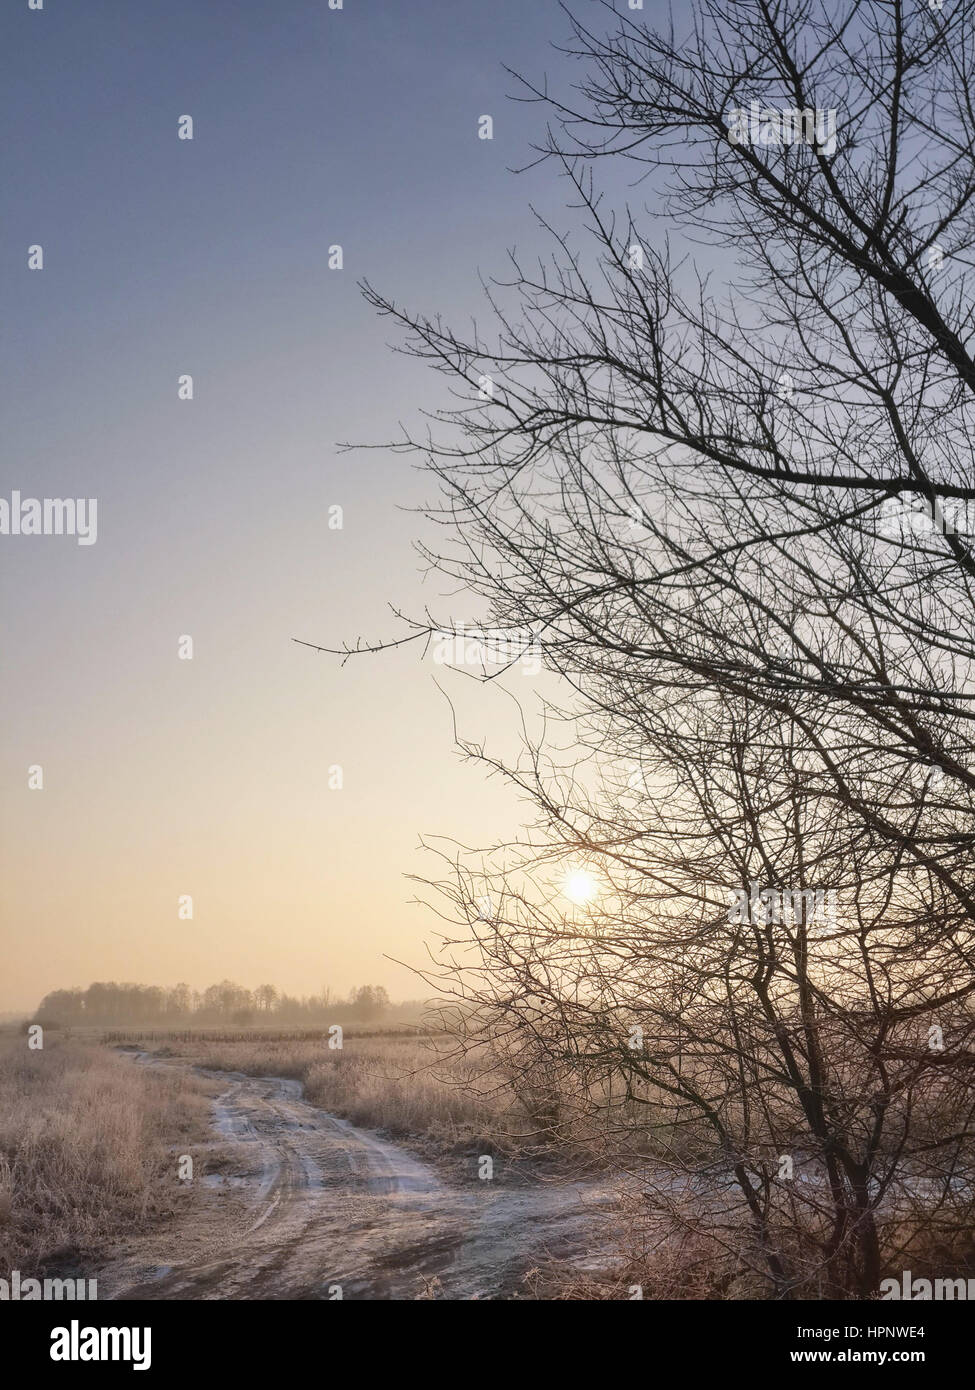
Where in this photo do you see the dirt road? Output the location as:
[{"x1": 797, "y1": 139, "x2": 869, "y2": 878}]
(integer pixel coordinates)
[{"x1": 99, "y1": 1060, "x2": 619, "y2": 1300}]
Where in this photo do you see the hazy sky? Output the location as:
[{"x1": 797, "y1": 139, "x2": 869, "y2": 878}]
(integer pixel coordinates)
[{"x1": 0, "y1": 0, "x2": 671, "y2": 1010}]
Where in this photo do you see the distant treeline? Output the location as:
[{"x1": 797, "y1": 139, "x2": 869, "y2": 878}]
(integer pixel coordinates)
[{"x1": 34, "y1": 980, "x2": 413, "y2": 1026}]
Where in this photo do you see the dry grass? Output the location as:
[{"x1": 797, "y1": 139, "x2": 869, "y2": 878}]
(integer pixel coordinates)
[
  {"x1": 122, "y1": 1029, "x2": 587, "y2": 1172},
  {"x1": 0, "y1": 1029, "x2": 210, "y2": 1272},
  {"x1": 149, "y1": 1032, "x2": 513, "y2": 1152},
  {"x1": 113, "y1": 1028, "x2": 680, "y2": 1184},
  {"x1": 102, "y1": 1025, "x2": 432, "y2": 1044}
]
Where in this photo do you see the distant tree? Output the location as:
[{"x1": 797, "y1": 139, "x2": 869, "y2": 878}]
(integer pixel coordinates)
[
  {"x1": 350, "y1": 985, "x2": 390, "y2": 1021},
  {"x1": 255, "y1": 984, "x2": 279, "y2": 1013},
  {"x1": 34, "y1": 988, "x2": 83, "y2": 1023}
]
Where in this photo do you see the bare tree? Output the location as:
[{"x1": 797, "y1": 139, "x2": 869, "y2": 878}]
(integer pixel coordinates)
[
  {"x1": 255, "y1": 984, "x2": 279, "y2": 1014},
  {"x1": 313, "y1": 0, "x2": 975, "y2": 1298}
]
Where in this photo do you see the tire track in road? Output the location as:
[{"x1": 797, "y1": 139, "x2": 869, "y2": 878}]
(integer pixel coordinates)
[{"x1": 101, "y1": 1058, "x2": 618, "y2": 1300}]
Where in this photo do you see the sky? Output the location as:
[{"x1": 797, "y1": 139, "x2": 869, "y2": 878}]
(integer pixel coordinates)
[{"x1": 0, "y1": 0, "x2": 673, "y2": 1011}]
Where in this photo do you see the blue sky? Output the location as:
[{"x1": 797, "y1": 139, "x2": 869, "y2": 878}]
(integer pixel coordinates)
[{"x1": 0, "y1": 0, "x2": 672, "y2": 1008}]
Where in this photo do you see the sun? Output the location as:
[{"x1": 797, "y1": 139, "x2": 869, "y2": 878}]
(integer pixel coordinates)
[{"x1": 564, "y1": 869, "x2": 598, "y2": 906}]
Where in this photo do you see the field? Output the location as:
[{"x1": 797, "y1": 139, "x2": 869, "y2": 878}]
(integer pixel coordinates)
[
  {"x1": 103, "y1": 1026, "x2": 584, "y2": 1175},
  {"x1": 0, "y1": 1029, "x2": 211, "y2": 1272},
  {"x1": 0, "y1": 1020, "x2": 609, "y2": 1284},
  {"x1": 7, "y1": 1022, "x2": 970, "y2": 1299}
]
